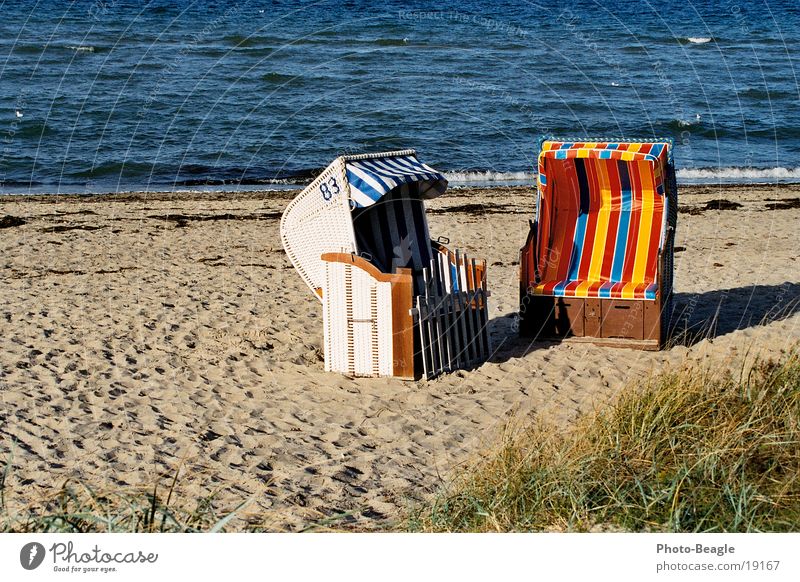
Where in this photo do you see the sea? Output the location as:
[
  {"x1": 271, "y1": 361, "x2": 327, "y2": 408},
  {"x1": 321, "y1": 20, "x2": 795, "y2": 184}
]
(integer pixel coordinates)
[{"x1": 1, "y1": 0, "x2": 799, "y2": 194}]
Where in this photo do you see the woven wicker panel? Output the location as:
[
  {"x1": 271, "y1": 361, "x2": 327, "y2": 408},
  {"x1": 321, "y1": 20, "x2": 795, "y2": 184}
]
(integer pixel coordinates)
[{"x1": 280, "y1": 158, "x2": 355, "y2": 300}]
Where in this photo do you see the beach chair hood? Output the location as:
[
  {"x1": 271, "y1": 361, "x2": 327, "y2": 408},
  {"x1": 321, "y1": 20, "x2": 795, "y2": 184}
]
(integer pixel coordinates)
[
  {"x1": 344, "y1": 152, "x2": 447, "y2": 208},
  {"x1": 280, "y1": 150, "x2": 447, "y2": 299}
]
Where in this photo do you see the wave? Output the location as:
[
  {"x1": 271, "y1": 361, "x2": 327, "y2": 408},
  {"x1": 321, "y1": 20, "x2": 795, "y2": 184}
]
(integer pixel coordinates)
[
  {"x1": 260, "y1": 72, "x2": 304, "y2": 85},
  {"x1": 446, "y1": 167, "x2": 800, "y2": 185},
  {"x1": 234, "y1": 46, "x2": 276, "y2": 57},
  {"x1": 67, "y1": 161, "x2": 157, "y2": 180},
  {"x1": 444, "y1": 170, "x2": 534, "y2": 185},
  {"x1": 8, "y1": 120, "x2": 58, "y2": 139},
  {"x1": 66, "y1": 45, "x2": 97, "y2": 52},
  {"x1": 737, "y1": 88, "x2": 795, "y2": 100},
  {"x1": 223, "y1": 34, "x2": 281, "y2": 48},
  {"x1": 652, "y1": 119, "x2": 800, "y2": 140},
  {"x1": 677, "y1": 166, "x2": 800, "y2": 182},
  {"x1": 374, "y1": 38, "x2": 410, "y2": 47},
  {"x1": 8, "y1": 164, "x2": 800, "y2": 195},
  {"x1": 683, "y1": 37, "x2": 713, "y2": 44},
  {"x1": 10, "y1": 44, "x2": 46, "y2": 55},
  {"x1": 620, "y1": 45, "x2": 648, "y2": 54},
  {"x1": 294, "y1": 35, "x2": 411, "y2": 47},
  {"x1": 653, "y1": 118, "x2": 705, "y2": 135},
  {"x1": 0, "y1": 180, "x2": 44, "y2": 188},
  {"x1": 158, "y1": 165, "x2": 320, "y2": 186},
  {"x1": 9, "y1": 159, "x2": 323, "y2": 187},
  {"x1": 10, "y1": 43, "x2": 102, "y2": 55}
]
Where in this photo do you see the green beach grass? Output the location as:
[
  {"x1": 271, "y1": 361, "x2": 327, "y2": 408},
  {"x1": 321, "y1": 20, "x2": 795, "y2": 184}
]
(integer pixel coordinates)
[
  {"x1": 411, "y1": 348, "x2": 800, "y2": 533},
  {"x1": 0, "y1": 465, "x2": 253, "y2": 533}
]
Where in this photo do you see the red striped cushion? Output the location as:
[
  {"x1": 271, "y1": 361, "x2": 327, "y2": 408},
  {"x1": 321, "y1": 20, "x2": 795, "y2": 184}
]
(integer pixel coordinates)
[
  {"x1": 527, "y1": 142, "x2": 669, "y2": 301},
  {"x1": 530, "y1": 279, "x2": 658, "y2": 300}
]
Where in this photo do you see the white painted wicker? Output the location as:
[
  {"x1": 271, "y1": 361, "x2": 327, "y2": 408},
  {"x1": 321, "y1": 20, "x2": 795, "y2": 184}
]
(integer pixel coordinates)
[
  {"x1": 322, "y1": 259, "x2": 394, "y2": 377},
  {"x1": 280, "y1": 158, "x2": 353, "y2": 300},
  {"x1": 283, "y1": 149, "x2": 491, "y2": 379}
]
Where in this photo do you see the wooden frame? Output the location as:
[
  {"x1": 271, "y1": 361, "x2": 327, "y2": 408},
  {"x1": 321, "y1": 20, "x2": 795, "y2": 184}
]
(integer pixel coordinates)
[
  {"x1": 412, "y1": 247, "x2": 490, "y2": 379},
  {"x1": 519, "y1": 248, "x2": 671, "y2": 350},
  {"x1": 518, "y1": 292, "x2": 665, "y2": 350},
  {"x1": 321, "y1": 247, "x2": 491, "y2": 379}
]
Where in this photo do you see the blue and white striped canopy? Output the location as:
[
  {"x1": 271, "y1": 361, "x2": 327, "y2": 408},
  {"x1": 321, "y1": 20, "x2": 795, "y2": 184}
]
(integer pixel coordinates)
[{"x1": 345, "y1": 154, "x2": 447, "y2": 209}]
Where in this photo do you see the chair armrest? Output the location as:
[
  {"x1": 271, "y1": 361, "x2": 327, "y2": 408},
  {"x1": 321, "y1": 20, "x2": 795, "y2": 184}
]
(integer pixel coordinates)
[
  {"x1": 320, "y1": 252, "x2": 413, "y2": 285},
  {"x1": 519, "y1": 220, "x2": 538, "y2": 289}
]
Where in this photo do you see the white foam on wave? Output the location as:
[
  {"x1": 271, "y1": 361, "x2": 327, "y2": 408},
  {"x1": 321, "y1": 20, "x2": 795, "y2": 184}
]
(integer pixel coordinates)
[
  {"x1": 677, "y1": 166, "x2": 800, "y2": 181},
  {"x1": 185, "y1": 167, "x2": 800, "y2": 188},
  {"x1": 444, "y1": 170, "x2": 535, "y2": 185},
  {"x1": 445, "y1": 167, "x2": 800, "y2": 186},
  {"x1": 686, "y1": 37, "x2": 712, "y2": 44},
  {"x1": 67, "y1": 45, "x2": 95, "y2": 52}
]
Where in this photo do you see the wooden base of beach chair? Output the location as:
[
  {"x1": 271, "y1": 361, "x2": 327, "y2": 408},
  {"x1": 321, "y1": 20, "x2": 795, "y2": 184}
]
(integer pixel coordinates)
[{"x1": 519, "y1": 293, "x2": 664, "y2": 350}]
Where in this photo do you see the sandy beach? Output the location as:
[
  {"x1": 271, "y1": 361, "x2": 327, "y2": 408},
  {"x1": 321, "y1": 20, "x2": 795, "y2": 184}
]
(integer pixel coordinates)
[{"x1": 1, "y1": 184, "x2": 799, "y2": 531}]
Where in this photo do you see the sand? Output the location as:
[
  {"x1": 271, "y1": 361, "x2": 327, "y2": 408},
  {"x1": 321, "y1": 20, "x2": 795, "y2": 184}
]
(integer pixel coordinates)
[{"x1": 1, "y1": 184, "x2": 798, "y2": 530}]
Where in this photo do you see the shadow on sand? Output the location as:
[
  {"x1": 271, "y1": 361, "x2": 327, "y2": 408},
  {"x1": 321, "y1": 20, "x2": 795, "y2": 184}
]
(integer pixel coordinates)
[
  {"x1": 482, "y1": 281, "x2": 800, "y2": 361},
  {"x1": 670, "y1": 281, "x2": 800, "y2": 346}
]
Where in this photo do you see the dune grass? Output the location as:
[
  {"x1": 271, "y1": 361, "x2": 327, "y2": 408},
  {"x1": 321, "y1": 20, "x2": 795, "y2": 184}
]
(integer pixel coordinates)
[
  {"x1": 411, "y1": 349, "x2": 800, "y2": 532},
  {"x1": 0, "y1": 460, "x2": 254, "y2": 533}
]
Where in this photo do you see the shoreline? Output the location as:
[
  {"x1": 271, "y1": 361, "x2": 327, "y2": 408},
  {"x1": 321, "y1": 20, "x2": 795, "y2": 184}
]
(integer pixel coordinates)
[
  {"x1": 1, "y1": 183, "x2": 799, "y2": 531},
  {"x1": 2, "y1": 181, "x2": 800, "y2": 204}
]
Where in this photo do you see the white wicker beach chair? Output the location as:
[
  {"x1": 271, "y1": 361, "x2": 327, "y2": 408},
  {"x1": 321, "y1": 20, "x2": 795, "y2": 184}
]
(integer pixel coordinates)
[{"x1": 280, "y1": 150, "x2": 491, "y2": 379}]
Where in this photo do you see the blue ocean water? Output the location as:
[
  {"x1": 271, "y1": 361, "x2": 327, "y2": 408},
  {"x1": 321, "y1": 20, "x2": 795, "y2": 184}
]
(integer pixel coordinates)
[{"x1": 1, "y1": 0, "x2": 798, "y2": 194}]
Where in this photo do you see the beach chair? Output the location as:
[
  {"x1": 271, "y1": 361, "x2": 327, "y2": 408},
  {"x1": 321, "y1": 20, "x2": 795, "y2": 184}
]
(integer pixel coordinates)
[
  {"x1": 281, "y1": 150, "x2": 491, "y2": 379},
  {"x1": 518, "y1": 139, "x2": 677, "y2": 349}
]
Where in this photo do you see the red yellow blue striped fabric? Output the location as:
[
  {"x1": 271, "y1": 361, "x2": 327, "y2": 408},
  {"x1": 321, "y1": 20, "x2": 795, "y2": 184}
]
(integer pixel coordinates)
[{"x1": 527, "y1": 141, "x2": 670, "y2": 300}]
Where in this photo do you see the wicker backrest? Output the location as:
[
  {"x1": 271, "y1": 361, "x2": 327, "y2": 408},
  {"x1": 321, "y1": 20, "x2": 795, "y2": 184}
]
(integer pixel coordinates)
[{"x1": 280, "y1": 158, "x2": 354, "y2": 299}]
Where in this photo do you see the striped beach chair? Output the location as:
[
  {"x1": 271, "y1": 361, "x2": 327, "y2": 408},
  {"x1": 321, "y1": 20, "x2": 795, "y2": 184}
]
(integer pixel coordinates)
[
  {"x1": 281, "y1": 150, "x2": 491, "y2": 379},
  {"x1": 518, "y1": 139, "x2": 677, "y2": 349}
]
